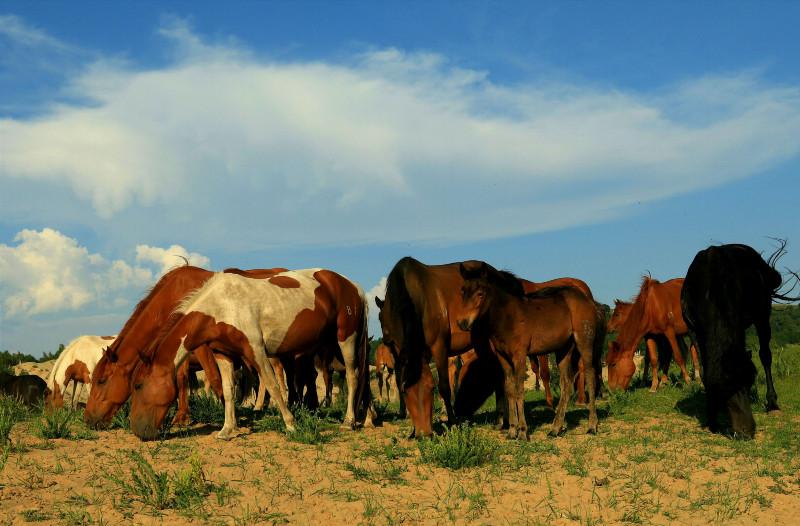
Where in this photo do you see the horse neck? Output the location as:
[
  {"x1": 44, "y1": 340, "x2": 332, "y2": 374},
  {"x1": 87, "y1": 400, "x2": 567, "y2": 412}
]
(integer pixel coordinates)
[
  {"x1": 616, "y1": 286, "x2": 652, "y2": 356},
  {"x1": 483, "y1": 286, "x2": 520, "y2": 331}
]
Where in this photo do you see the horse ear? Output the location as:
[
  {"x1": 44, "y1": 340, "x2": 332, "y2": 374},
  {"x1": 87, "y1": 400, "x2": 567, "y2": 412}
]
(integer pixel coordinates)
[
  {"x1": 479, "y1": 262, "x2": 489, "y2": 279},
  {"x1": 375, "y1": 297, "x2": 384, "y2": 310},
  {"x1": 107, "y1": 348, "x2": 118, "y2": 363},
  {"x1": 459, "y1": 263, "x2": 469, "y2": 279}
]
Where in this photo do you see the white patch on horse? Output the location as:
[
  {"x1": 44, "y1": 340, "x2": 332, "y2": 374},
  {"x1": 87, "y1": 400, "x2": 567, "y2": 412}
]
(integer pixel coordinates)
[{"x1": 46, "y1": 334, "x2": 115, "y2": 400}]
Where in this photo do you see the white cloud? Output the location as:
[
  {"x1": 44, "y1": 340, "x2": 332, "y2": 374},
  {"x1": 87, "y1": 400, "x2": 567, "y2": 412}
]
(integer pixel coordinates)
[
  {"x1": 135, "y1": 244, "x2": 211, "y2": 276},
  {"x1": 366, "y1": 276, "x2": 387, "y2": 335},
  {"x1": 0, "y1": 228, "x2": 209, "y2": 318},
  {"x1": 1, "y1": 19, "x2": 800, "y2": 247}
]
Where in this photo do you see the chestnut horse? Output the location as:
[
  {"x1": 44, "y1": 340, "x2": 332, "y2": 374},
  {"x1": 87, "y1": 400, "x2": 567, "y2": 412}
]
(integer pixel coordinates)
[
  {"x1": 608, "y1": 299, "x2": 697, "y2": 390},
  {"x1": 85, "y1": 266, "x2": 285, "y2": 429},
  {"x1": 47, "y1": 335, "x2": 115, "y2": 408},
  {"x1": 375, "y1": 343, "x2": 397, "y2": 403},
  {"x1": 456, "y1": 262, "x2": 605, "y2": 439},
  {"x1": 129, "y1": 269, "x2": 372, "y2": 440},
  {"x1": 606, "y1": 278, "x2": 700, "y2": 391}
]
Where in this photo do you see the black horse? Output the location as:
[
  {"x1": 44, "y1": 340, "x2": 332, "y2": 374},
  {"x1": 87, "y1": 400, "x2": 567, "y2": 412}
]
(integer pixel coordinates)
[
  {"x1": 681, "y1": 242, "x2": 798, "y2": 438},
  {"x1": 0, "y1": 372, "x2": 49, "y2": 406}
]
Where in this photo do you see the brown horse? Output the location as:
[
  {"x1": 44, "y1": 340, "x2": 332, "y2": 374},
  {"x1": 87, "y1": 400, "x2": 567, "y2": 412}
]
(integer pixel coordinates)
[
  {"x1": 376, "y1": 256, "x2": 595, "y2": 436},
  {"x1": 85, "y1": 266, "x2": 285, "y2": 429},
  {"x1": 608, "y1": 299, "x2": 695, "y2": 391},
  {"x1": 606, "y1": 278, "x2": 700, "y2": 391},
  {"x1": 375, "y1": 257, "x2": 523, "y2": 437},
  {"x1": 375, "y1": 343, "x2": 396, "y2": 403},
  {"x1": 128, "y1": 269, "x2": 372, "y2": 440},
  {"x1": 456, "y1": 262, "x2": 605, "y2": 439}
]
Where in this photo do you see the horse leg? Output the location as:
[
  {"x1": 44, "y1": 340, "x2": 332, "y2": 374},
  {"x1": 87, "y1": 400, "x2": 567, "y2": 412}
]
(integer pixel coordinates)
[
  {"x1": 498, "y1": 356, "x2": 519, "y2": 439},
  {"x1": 340, "y1": 333, "x2": 361, "y2": 429},
  {"x1": 377, "y1": 367, "x2": 385, "y2": 402},
  {"x1": 395, "y1": 371, "x2": 406, "y2": 418},
  {"x1": 689, "y1": 338, "x2": 702, "y2": 382},
  {"x1": 550, "y1": 349, "x2": 574, "y2": 436},
  {"x1": 215, "y1": 357, "x2": 240, "y2": 440},
  {"x1": 665, "y1": 328, "x2": 692, "y2": 385},
  {"x1": 645, "y1": 338, "x2": 660, "y2": 392},
  {"x1": 529, "y1": 355, "x2": 540, "y2": 391},
  {"x1": 432, "y1": 343, "x2": 456, "y2": 425},
  {"x1": 575, "y1": 359, "x2": 587, "y2": 406},
  {"x1": 513, "y1": 354, "x2": 529, "y2": 440},
  {"x1": 320, "y1": 358, "x2": 333, "y2": 407},
  {"x1": 172, "y1": 359, "x2": 192, "y2": 426},
  {"x1": 755, "y1": 319, "x2": 779, "y2": 412},
  {"x1": 253, "y1": 353, "x2": 297, "y2": 433},
  {"x1": 539, "y1": 355, "x2": 553, "y2": 409}
]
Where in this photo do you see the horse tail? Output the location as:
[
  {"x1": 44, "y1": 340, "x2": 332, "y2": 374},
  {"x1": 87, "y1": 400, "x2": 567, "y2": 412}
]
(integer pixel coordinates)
[
  {"x1": 386, "y1": 258, "x2": 424, "y2": 390},
  {"x1": 593, "y1": 302, "x2": 608, "y2": 397},
  {"x1": 353, "y1": 292, "x2": 371, "y2": 423},
  {"x1": 765, "y1": 238, "x2": 800, "y2": 302}
]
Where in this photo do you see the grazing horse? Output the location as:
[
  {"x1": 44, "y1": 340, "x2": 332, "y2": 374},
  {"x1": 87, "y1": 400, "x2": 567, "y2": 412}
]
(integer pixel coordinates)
[
  {"x1": 681, "y1": 243, "x2": 797, "y2": 438},
  {"x1": 608, "y1": 300, "x2": 698, "y2": 390},
  {"x1": 0, "y1": 373, "x2": 49, "y2": 406},
  {"x1": 46, "y1": 335, "x2": 115, "y2": 408},
  {"x1": 606, "y1": 278, "x2": 700, "y2": 391},
  {"x1": 128, "y1": 269, "x2": 373, "y2": 440},
  {"x1": 375, "y1": 343, "x2": 397, "y2": 403},
  {"x1": 85, "y1": 266, "x2": 285, "y2": 429},
  {"x1": 376, "y1": 257, "x2": 523, "y2": 437},
  {"x1": 456, "y1": 262, "x2": 605, "y2": 439}
]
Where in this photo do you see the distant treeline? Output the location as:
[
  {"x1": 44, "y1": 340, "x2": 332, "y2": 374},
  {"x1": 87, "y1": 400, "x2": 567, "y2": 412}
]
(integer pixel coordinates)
[{"x1": 0, "y1": 343, "x2": 64, "y2": 374}]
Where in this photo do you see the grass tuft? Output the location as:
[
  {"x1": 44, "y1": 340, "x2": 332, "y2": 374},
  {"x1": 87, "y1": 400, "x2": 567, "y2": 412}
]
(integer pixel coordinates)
[
  {"x1": 36, "y1": 406, "x2": 75, "y2": 439},
  {"x1": 418, "y1": 424, "x2": 499, "y2": 470}
]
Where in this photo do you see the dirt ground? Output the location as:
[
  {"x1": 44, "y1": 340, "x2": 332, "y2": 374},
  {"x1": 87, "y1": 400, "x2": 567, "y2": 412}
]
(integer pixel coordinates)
[{"x1": 2, "y1": 365, "x2": 798, "y2": 525}]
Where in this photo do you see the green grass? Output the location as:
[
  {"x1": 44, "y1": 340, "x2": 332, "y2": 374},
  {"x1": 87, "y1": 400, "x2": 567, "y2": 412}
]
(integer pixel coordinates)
[
  {"x1": 105, "y1": 450, "x2": 227, "y2": 514},
  {"x1": 36, "y1": 406, "x2": 75, "y2": 439},
  {"x1": 0, "y1": 395, "x2": 27, "y2": 443},
  {"x1": 188, "y1": 392, "x2": 225, "y2": 425},
  {"x1": 418, "y1": 424, "x2": 500, "y2": 470}
]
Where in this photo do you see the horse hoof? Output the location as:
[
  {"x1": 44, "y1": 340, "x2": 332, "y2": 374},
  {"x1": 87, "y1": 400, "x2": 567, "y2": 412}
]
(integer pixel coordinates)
[
  {"x1": 586, "y1": 424, "x2": 598, "y2": 435},
  {"x1": 648, "y1": 387, "x2": 657, "y2": 393},
  {"x1": 215, "y1": 429, "x2": 238, "y2": 440}
]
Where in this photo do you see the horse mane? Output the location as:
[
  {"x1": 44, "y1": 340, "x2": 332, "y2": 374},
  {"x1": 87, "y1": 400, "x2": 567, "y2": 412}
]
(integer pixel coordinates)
[
  {"x1": 139, "y1": 272, "x2": 219, "y2": 362},
  {"x1": 104, "y1": 267, "x2": 191, "y2": 356},
  {"x1": 524, "y1": 285, "x2": 574, "y2": 299},
  {"x1": 616, "y1": 276, "x2": 658, "y2": 351}
]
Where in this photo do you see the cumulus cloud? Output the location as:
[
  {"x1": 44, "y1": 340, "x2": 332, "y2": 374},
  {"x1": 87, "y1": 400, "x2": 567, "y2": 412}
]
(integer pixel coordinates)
[
  {"x1": 366, "y1": 276, "x2": 387, "y2": 335},
  {"x1": 135, "y1": 244, "x2": 211, "y2": 276},
  {"x1": 1, "y1": 19, "x2": 800, "y2": 247},
  {"x1": 0, "y1": 228, "x2": 209, "y2": 318}
]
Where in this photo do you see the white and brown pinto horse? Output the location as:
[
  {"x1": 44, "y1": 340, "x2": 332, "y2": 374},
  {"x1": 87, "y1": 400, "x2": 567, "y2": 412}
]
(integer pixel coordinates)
[
  {"x1": 46, "y1": 335, "x2": 116, "y2": 408},
  {"x1": 129, "y1": 269, "x2": 373, "y2": 440}
]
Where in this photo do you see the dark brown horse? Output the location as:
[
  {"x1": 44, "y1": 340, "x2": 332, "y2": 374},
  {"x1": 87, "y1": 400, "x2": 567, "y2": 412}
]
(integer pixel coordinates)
[
  {"x1": 0, "y1": 373, "x2": 49, "y2": 406},
  {"x1": 85, "y1": 266, "x2": 285, "y2": 429},
  {"x1": 606, "y1": 278, "x2": 700, "y2": 391},
  {"x1": 682, "y1": 243, "x2": 798, "y2": 438},
  {"x1": 375, "y1": 257, "x2": 523, "y2": 437},
  {"x1": 456, "y1": 262, "x2": 605, "y2": 439}
]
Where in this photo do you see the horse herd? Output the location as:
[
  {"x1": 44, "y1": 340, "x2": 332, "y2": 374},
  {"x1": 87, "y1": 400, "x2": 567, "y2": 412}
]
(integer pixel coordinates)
[{"x1": 2, "y1": 242, "x2": 796, "y2": 442}]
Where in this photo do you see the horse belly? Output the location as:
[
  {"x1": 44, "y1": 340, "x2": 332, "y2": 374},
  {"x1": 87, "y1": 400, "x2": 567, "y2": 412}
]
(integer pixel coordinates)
[{"x1": 269, "y1": 310, "x2": 330, "y2": 356}]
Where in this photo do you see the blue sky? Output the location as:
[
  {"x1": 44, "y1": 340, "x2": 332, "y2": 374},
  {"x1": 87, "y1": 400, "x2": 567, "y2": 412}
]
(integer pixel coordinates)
[{"x1": 1, "y1": 2, "x2": 799, "y2": 355}]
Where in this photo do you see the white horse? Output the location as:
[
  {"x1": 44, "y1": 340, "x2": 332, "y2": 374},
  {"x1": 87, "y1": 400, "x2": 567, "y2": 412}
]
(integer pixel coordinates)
[{"x1": 46, "y1": 335, "x2": 116, "y2": 408}]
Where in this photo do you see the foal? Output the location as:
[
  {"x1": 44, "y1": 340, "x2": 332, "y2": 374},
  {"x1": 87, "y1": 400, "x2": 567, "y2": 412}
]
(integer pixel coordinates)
[{"x1": 456, "y1": 262, "x2": 604, "y2": 439}]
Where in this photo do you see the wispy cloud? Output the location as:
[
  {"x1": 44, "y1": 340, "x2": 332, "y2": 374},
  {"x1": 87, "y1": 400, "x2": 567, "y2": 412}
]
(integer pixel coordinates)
[
  {"x1": 0, "y1": 14, "x2": 72, "y2": 51},
  {"x1": 1, "y1": 18, "x2": 800, "y2": 249}
]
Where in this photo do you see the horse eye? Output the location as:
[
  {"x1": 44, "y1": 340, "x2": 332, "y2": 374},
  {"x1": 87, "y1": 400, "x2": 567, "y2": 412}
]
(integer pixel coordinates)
[
  {"x1": 98, "y1": 378, "x2": 107, "y2": 385},
  {"x1": 134, "y1": 383, "x2": 143, "y2": 390}
]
